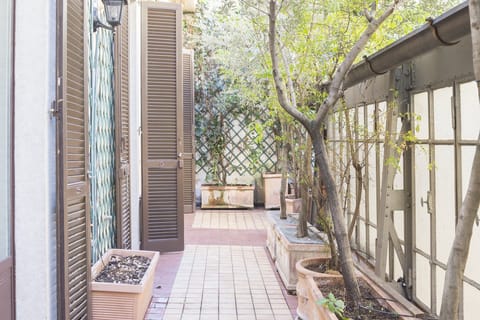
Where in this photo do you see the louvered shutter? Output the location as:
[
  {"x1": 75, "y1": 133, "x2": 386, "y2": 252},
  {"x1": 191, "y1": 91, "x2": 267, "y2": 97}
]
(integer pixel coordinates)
[
  {"x1": 56, "y1": 0, "x2": 91, "y2": 318},
  {"x1": 141, "y1": 2, "x2": 184, "y2": 252},
  {"x1": 115, "y1": 4, "x2": 132, "y2": 249},
  {"x1": 183, "y1": 50, "x2": 195, "y2": 213}
]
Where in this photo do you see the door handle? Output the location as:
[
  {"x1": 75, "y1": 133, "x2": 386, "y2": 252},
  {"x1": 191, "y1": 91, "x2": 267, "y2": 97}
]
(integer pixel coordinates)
[{"x1": 420, "y1": 191, "x2": 433, "y2": 214}]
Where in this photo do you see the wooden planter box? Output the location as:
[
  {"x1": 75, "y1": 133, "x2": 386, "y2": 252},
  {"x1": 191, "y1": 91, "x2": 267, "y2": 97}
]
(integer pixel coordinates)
[
  {"x1": 295, "y1": 257, "x2": 423, "y2": 320},
  {"x1": 266, "y1": 211, "x2": 331, "y2": 293},
  {"x1": 200, "y1": 184, "x2": 254, "y2": 209},
  {"x1": 91, "y1": 249, "x2": 160, "y2": 320}
]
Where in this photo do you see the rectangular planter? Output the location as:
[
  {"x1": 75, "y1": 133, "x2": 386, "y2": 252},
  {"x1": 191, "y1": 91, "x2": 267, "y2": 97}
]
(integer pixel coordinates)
[
  {"x1": 91, "y1": 249, "x2": 160, "y2": 320},
  {"x1": 263, "y1": 173, "x2": 282, "y2": 209},
  {"x1": 200, "y1": 184, "x2": 254, "y2": 209},
  {"x1": 265, "y1": 211, "x2": 284, "y2": 260},
  {"x1": 266, "y1": 211, "x2": 331, "y2": 293},
  {"x1": 285, "y1": 198, "x2": 302, "y2": 214}
]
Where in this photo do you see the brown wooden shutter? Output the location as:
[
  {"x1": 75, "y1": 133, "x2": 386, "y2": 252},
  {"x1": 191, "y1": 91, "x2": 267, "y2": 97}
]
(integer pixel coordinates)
[
  {"x1": 183, "y1": 50, "x2": 195, "y2": 213},
  {"x1": 115, "y1": 4, "x2": 132, "y2": 249},
  {"x1": 56, "y1": 0, "x2": 91, "y2": 318},
  {"x1": 141, "y1": 2, "x2": 184, "y2": 252}
]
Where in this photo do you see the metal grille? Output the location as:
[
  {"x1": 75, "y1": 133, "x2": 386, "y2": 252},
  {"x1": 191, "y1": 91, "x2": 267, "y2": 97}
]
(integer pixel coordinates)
[
  {"x1": 196, "y1": 113, "x2": 277, "y2": 178},
  {"x1": 89, "y1": 2, "x2": 116, "y2": 263}
]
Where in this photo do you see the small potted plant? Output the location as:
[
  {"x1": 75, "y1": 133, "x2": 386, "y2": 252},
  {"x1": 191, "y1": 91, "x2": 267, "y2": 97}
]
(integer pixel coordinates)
[{"x1": 295, "y1": 257, "x2": 421, "y2": 320}]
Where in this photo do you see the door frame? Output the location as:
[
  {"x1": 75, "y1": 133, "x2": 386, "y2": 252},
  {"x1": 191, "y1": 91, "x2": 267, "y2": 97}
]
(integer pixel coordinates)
[{"x1": 0, "y1": 0, "x2": 16, "y2": 318}]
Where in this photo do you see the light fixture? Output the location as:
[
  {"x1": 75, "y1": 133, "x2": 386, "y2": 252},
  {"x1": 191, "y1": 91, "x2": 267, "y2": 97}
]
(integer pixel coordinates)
[{"x1": 93, "y1": 0, "x2": 126, "y2": 32}]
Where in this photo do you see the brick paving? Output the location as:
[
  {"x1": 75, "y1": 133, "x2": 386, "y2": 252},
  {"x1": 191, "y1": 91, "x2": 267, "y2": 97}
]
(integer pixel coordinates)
[{"x1": 145, "y1": 209, "x2": 297, "y2": 320}]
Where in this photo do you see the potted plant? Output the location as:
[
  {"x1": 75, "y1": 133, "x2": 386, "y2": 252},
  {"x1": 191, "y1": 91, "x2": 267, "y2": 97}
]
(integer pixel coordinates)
[
  {"x1": 91, "y1": 249, "x2": 160, "y2": 320},
  {"x1": 295, "y1": 257, "x2": 422, "y2": 320},
  {"x1": 265, "y1": 118, "x2": 336, "y2": 293},
  {"x1": 196, "y1": 91, "x2": 255, "y2": 209}
]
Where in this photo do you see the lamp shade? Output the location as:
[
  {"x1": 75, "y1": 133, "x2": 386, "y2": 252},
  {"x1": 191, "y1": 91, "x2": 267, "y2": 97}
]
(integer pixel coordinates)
[{"x1": 103, "y1": 0, "x2": 123, "y2": 27}]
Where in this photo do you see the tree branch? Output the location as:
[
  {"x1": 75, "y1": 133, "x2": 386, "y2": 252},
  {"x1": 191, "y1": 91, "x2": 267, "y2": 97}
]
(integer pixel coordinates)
[
  {"x1": 314, "y1": 0, "x2": 400, "y2": 126},
  {"x1": 268, "y1": 0, "x2": 311, "y2": 129}
]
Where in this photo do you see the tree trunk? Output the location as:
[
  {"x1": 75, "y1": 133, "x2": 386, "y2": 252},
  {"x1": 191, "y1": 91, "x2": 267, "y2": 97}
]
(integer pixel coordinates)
[
  {"x1": 312, "y1": 129, "x2": 361, "y2": 307},
  {"x1": 439, "y1": 1, "x2": 480, "y2": 318},
  {"x1": 343, "y1": 106, "x2": 365, "y2": 240},
  {"x1": 313, "y1": 182, "x2": 339, "y2": 268},
  {"x1": 267, "y1": 0, "x2": 400, "y2": 312},
  {"x1": 297, "y1": 135, "x2": 312, "y2": 237},
  {"x1": 280, "y1": 129, "x2": 289, "y2": 219},
  {"x1": 348, "y1": 164, "x2": 364, "y2": 240}
]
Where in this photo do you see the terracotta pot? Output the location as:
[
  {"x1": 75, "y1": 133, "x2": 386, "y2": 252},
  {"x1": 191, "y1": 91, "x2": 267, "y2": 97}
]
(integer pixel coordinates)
[
  {"x1": 296, "y1": 257, "x2": 421, "y2": 320},
  {"x1": 296, "y1": 257, "x2": 340, "y2": 320},
  {"x1": 263, "y1": 173, "x2": 283, "y2": 209},
  {"x1": 285, "y1": 197, "x2": 302, "y2": 214},
  {"x1": 91, "y1": 249, "x2": 160, "y2": 320}
]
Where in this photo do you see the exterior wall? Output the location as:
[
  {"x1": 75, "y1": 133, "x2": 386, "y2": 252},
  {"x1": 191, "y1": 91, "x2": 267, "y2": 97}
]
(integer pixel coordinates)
[
  {"x1": 129, "y1": 1, "x2": 142, "y2": 249},
  {"x1": 14, "y1": 0, "x2": 57, "y2": 318}
]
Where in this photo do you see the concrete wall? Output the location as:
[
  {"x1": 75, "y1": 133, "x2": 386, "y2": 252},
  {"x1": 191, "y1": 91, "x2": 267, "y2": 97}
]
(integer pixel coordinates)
[{"x1": 14, "y1": 0, "x2": 57, "y2": 318}]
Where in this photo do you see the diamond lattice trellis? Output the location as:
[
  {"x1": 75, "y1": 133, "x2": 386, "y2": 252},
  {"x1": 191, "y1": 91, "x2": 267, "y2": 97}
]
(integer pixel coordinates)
[
  {"x1": 88, "y1": 1, "x2": 116, "y2": 264},
  {"x1": 196, "y1": 113, "x2": 277, "y2": 179}
]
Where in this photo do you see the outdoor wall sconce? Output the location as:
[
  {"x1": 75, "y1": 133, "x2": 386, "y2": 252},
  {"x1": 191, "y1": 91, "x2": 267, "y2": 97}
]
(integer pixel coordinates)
[{"x1": 93, "y1": 0, "x2": 125, "y2": 32}]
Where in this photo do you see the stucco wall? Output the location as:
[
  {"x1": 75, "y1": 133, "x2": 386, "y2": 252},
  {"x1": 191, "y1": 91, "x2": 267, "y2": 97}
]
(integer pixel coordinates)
[{"x1": 14, "y1": 0, "x2": 57, "y2": 318}]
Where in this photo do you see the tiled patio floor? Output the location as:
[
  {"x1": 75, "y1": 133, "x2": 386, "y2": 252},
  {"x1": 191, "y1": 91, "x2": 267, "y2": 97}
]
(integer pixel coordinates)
[
  {"x1": 145, "y1": 209, "x2": 297, "y2": 320},
  {"x1": 192, "y1": 210, "x2": 269, "y2": 230}
]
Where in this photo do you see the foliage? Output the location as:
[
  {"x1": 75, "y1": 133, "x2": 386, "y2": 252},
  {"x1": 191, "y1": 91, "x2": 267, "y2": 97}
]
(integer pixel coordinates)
[
  {"x1": 185, "y1": 0, "x2": 277, "y2": 184},
  {"x1": 318, "y1": 292, "x2": 348, "y2": 320}
]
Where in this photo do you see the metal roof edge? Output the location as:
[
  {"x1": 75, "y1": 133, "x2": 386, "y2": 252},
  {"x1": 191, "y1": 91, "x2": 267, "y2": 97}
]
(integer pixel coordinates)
[{"x1": 345, "y1": 1, "x2": 470, "y2": 88}]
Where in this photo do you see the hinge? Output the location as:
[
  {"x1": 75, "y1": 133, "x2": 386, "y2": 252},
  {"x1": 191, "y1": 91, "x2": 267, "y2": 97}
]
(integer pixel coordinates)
[{"x1": 49, "y1": 100, "x2": 59, "y2": 119}]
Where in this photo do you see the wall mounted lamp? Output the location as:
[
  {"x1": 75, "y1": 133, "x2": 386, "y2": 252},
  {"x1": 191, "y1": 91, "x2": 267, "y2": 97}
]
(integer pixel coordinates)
[{"x1": 93, "y1": 0, "x2": 126, "y2": 32}]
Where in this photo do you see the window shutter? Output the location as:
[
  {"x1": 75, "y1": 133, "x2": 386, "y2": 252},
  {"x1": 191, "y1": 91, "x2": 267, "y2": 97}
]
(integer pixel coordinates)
[
  {"x1": 56, "y1": 0, "x2": 90, "y2": 318},
  {"x1": 115, "y1": 4, "x2": 131, "y2": 249},
  {"x1": 183, "y1": 50, "x2": 195, "y2": 213},
  {"x1": 141, "y1": 2, "x2": 184, "y2": 252}
]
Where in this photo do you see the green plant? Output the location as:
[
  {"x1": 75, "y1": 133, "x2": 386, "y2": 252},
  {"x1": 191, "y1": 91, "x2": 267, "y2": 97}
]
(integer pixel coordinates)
[{"x1": 318, "y1": 292, "x2": 348, "y2": 320}]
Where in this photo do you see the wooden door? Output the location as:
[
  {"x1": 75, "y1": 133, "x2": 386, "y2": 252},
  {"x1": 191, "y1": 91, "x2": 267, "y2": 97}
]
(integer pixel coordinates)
[
  {"x1": 56, "y1": 0, "x2": 91, "y2": 318},
  {"x1": 141, "y1": 2, "x2": 184, "y2": 252},
  {"x1": 183, "y1": 50, "x2": 195, "y2": 213}
]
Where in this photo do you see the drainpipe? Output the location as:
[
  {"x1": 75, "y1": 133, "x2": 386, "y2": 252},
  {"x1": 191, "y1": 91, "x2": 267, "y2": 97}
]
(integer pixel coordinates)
[{"x1": 345, "y1": 1, "x2": 470, "y2": 88}]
